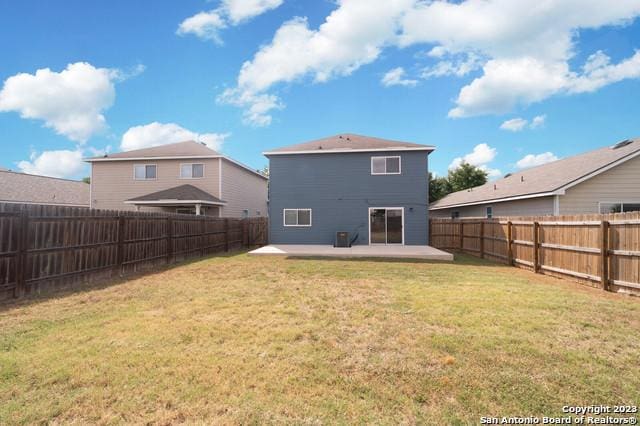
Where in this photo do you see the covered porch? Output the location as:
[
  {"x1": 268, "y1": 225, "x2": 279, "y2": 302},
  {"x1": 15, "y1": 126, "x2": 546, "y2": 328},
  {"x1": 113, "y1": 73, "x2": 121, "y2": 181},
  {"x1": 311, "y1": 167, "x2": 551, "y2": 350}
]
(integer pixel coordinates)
[
  {"x1": 125, "y1": 184, "x2": 226, "y2": 216},
  {"x1": 248, "y1": 244, "x2": 453, "y2": 261}
]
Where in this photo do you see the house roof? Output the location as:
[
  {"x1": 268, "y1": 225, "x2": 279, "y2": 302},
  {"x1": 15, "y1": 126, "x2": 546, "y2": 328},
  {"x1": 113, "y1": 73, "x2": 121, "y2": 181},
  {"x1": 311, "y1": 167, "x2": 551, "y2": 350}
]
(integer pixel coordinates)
[
  {"x1": 85, "y1": 140, "x2": 268, "y2": 180},
  {"x1": 85, "y1": 141, "x2": 219, "y2": 161},
  {"x1": 125, "y1": 184, "x2": 226, "y2": 205},
  {"x1": 0, "y1": 169, "x2": 89, "y2": 206},
  {"x1": 430, "y1": 138, "x2": 640, "y2": 210},
  {"x1": 263, "y1": 133, "x2": 435, "y2": 155}
]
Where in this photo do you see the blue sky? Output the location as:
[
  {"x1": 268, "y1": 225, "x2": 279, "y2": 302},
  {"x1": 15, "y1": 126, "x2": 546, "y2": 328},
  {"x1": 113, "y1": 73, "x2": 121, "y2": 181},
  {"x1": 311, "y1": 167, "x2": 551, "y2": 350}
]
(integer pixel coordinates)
[{"x1": 1, "y1": 0, "x2": 640, "y2": 180}]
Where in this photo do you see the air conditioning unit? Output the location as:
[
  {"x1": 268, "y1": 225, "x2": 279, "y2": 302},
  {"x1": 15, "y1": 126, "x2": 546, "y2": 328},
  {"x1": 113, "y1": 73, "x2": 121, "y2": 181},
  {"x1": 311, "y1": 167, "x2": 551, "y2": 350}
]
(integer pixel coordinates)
[{"x1": 335, "y1": 231, "x2": 350, "y2": 248}]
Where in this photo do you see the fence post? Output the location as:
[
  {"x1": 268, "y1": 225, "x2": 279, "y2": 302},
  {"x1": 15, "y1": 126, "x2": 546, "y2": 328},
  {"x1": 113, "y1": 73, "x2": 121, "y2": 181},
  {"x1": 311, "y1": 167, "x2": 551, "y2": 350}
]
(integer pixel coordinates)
[
  {"x1": 116, "y1": 214, "x2": 125, "y2": 277},
  {"x1": 166, "y1": 216, "x2": 173, "y2": 265},
  {"x1": 601, "y1": 220, "x2": 610, "y2": 291},
  {"x1": 533, "y1": 221, "x2": 540, "y2": 273},
  {"x1": 225, "y1": 218, "x2": 230, "y2": 252},
  {"x1": 200, "y1": 217, "x2": 206, "y2": 257},
  {"x1": 459, "y1": 221, "x2": 464, "y2": 252},
  {"x1": 479, "y1": 221, "x2": 485, "y2": 258},
  {"x1": 14, "y1": 209, "x2": 28, "y2": 298},
  {"x1": 507, "y1": 221, "x2": 513, "y2": 266}
]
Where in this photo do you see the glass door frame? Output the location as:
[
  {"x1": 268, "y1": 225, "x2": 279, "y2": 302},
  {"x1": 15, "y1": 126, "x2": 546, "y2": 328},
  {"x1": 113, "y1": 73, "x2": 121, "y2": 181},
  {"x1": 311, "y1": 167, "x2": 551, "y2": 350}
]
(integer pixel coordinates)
[{"x1": 368, "y1": 207, "x2": 405, "y2": 246}]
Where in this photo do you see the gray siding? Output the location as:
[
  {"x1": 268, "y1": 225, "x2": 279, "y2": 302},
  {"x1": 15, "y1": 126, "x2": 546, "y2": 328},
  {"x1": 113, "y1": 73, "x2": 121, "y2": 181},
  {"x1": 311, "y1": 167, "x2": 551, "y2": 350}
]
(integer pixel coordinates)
[
  {"x1": 268, "y1": 151, "x2": 429, "y2": 245},
  {"x1": 430, "y1": 196, "x2": 555, "y2": 218}
]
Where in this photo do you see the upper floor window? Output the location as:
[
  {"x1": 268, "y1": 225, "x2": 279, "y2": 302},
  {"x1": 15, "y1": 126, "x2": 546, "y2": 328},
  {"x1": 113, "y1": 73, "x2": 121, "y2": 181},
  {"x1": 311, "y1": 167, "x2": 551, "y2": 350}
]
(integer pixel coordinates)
[
  {"x1": 134, "y1": 164, "x2": 156, "y2": 180},
  {"x1": 180, "y1": 163, "x2": 204, "y2": 179},
  {"x1": 371, "y1": 156, "x2": 401, "y2": 175},
  {"x1": 284, "y1": 209, "x2": 312, "y2": 227}
]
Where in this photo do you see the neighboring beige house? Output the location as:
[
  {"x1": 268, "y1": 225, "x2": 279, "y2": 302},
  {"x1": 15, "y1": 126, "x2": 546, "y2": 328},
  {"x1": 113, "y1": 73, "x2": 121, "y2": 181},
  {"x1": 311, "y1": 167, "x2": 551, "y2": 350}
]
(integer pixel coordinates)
[
  {"x1": 430, "y1": 138, "x2": 640, "y2": 218},
  {"x1": 0, "y1": 169, "x2": 89, "y2": 207},
  {"x1": 85, "y1": 141, "x2": 268, "y2": 217}
]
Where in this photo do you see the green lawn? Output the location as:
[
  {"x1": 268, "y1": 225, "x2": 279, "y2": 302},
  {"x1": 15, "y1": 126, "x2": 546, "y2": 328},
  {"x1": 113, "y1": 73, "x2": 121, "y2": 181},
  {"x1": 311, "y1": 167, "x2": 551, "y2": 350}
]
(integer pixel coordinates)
[{"x1": 1, "y1": 253, "x2": 639, "y2": 424}]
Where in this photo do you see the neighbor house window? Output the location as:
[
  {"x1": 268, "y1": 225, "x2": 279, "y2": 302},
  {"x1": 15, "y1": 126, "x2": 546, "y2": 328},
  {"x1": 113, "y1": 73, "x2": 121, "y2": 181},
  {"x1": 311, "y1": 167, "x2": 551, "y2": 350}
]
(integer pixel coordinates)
[
  {"x1": 284, "y1": 209, "x2": 312, "y2": 226},
  {"x1": 134, "y1": 164, "x2": 157, "y2": 180},
  {"x1": 176, "y1": 207, "x2": 196, "y2": 215},
  {"x1": 599, "y1": 202, "x2": 640, "y2": 214},
  {"x1": 451, "y1": 211, "x2": 460, "y2": 219},
  {"x1": 180, "y1": 163, "x2": 204, "y2": 179},
  {"x1": 242, "y1": 209, "x2": 249, "y2": 218},
  {"x1": 486, "y1": 206, "x2": 493, "y2": 218},
  {"x1": 371, "y1": 156, "x2": 401, "y2": 175}
]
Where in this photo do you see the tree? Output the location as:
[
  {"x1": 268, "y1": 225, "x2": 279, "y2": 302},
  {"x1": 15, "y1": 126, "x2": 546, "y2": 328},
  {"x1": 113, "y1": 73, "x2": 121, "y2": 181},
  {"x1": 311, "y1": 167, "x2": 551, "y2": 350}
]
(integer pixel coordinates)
[
  {"x1": 428, "y1": 172, "x2": 451, "y2": 203},
  {"x1": 259, "y1": 165, "x2": 269, "y2": 177},
  {"x1": 447, "y1": 162, "x2": 488, "y2": 192},
  {"x1": 82, "y1": 177, "x2": 90, "y2": 184}
]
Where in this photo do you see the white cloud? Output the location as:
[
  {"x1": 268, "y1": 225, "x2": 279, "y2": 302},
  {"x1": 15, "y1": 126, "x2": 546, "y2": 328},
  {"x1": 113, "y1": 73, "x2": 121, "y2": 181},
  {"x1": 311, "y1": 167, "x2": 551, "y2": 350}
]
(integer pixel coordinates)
[
  {"x1": 177, "y1": 10, "x2": 226, "y2": 43},
  {"x1": 500, "y1": 117, "x2": 528, "y2": 132},
  {"x1": 448, "y1": 143, "x2": 497, "y2": 169},
  {"x1": 220, "y1": 0, "x2": 413, "y2": 125},
  {"x1": 530, "y1": 114, "x2": 546, "y2": 129},
  {"x1": 421, "y1": 52, "x2": 482, "y2": 78},
  {"x1": 177, "y1": 0, "x2": 283, "y2": 44},
  {"x1": 224, "y1": 0, "x2": 284, "y2": 24},
  {"x1": 121, "y1": 122, "x2": 230, "y2": 151},
  {"x1": 17, "y1": 149, "x2": 85, "y2": 179},
  {"x1": 381, "y1": 67, "x2": 417, "y2": 87},
  {"x1": 221, "y1": 0, "x2": 640, "y2": 124},
  {"x1": 516, "y1": 152, "x2": 559, "y2": 169},
  {"x1": 500, "y1": 114, "x2": 546, "y2": 131},
  {"x1": 0, "y1": 62, "x2": 135, "y2": 143}
]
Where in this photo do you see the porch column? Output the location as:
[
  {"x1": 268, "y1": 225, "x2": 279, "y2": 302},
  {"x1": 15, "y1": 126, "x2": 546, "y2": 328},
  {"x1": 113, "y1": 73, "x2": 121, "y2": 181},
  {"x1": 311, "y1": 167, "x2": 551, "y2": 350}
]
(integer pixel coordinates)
[{"x1": 195, "y1": 203, "x2": 202, "y2": 216}]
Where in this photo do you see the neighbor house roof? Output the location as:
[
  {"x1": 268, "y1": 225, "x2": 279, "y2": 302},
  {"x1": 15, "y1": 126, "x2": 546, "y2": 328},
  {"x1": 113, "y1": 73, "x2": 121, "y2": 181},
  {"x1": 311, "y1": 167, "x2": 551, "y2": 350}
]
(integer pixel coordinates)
[
  {"x1": 84, "y1": 140, "x2": 267, "y2": 180},
  {"x1": 263, "y1": 133, "x2": 435, "y2": 155},
  {"x1": 125, "y1": 184, "x2": 226, "y2": 206},
  {"x1": 430, "y1": 138, "x2": 640, "y2": 210},
  {"x1": 85, "y1": 141, "x2": 220, "y2": 161},
  {"x1": 0, "y1": 170, "x2": 89, "y2": 207}
]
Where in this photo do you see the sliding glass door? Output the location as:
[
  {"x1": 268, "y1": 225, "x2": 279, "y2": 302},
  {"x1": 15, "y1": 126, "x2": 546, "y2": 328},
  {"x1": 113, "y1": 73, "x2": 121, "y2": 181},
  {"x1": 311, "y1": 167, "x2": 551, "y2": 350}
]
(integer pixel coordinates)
[{"x1": 369, "y1": 208, "x2": 403, "y2": 245}]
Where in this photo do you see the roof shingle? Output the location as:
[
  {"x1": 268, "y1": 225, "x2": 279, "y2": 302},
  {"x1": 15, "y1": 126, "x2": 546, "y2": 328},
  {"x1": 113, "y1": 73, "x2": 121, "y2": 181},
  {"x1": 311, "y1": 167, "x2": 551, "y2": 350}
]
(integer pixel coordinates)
[
  {"x1": 0, "y1": 170, "x2": 89, "y2": 206},
  {"x1": 264, "y1": 133, "x2": 434, "y2": 155},
  {"x1": 86, "y1": 141, "x2": 219, "y2": 161},
  {"x1": 431, "y1": 138, "x2": 640, "y2": 209},
  {"x1": 127, "y1": 184, "x2": 225, "y2": 204}
]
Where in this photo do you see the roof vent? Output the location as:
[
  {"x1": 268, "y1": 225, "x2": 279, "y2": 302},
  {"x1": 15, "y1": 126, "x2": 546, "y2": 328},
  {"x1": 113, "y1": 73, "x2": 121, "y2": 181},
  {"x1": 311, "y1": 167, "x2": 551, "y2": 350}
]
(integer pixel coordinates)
[{"x1": 612, "y1": 139, "x2": 633, "y2": 149}]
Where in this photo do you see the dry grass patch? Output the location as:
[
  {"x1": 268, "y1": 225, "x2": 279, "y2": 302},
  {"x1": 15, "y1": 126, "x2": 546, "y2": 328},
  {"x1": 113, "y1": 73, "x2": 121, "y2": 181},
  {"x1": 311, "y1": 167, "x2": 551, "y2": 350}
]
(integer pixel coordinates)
[{"x1": 0, "y1": 253, "x2": 638, "y2": 424}]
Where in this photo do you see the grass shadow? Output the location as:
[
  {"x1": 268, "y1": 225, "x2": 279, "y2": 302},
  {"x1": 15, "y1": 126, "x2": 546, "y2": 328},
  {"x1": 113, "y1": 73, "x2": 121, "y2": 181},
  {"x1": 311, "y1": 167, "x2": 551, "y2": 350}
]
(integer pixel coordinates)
[{"x1": 0, "y1": 249, "x2": 250, "y2": 313}]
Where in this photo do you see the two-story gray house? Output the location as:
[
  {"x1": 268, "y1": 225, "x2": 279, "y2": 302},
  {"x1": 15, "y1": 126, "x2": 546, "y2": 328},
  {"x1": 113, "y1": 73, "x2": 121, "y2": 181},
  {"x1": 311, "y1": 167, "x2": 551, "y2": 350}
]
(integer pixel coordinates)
[{"x1": 264, "y1": 134, "x2": 434, "y2": 246}]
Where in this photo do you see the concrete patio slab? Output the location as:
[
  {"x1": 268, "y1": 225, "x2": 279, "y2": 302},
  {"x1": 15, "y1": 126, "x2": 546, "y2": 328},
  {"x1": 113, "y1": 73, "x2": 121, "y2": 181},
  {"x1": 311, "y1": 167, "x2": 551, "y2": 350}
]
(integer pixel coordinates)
[{"x1": 248, "y1": 244, "x2": 454, "y2": 261}]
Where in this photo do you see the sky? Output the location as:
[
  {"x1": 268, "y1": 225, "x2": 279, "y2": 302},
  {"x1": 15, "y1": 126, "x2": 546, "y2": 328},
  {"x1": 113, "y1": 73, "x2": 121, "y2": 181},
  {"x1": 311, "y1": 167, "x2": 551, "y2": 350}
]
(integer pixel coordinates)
[{"x1": 1, "y1": 0, "x2": 640, "y2": 181}]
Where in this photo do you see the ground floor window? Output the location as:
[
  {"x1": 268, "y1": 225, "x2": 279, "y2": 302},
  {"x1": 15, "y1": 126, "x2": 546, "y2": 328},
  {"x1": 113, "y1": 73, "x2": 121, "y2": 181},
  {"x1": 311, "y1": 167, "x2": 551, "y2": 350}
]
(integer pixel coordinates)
[
  {"x1": 451, "y1": 211, "x2": 460, "y2": 219},
  {"x1": 284, "y1": 209, "x2": 312, "y2": 226},
  {"x1": 486, "y1": 206, "x2": 493, "y2": 218},
  {"x1": 599, "y1": 202, "x2": 640, "y2": 213}
]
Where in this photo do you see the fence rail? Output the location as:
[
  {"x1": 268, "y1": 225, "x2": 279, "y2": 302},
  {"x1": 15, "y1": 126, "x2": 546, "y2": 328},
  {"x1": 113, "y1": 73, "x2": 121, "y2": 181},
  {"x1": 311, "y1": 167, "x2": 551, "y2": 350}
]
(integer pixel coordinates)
[
  {"x1": 429, "y1": 211, "x2": 640, "y2": 295},
  {"x1": 0, "y1": 203, "x2": 268, "y2": 301}
]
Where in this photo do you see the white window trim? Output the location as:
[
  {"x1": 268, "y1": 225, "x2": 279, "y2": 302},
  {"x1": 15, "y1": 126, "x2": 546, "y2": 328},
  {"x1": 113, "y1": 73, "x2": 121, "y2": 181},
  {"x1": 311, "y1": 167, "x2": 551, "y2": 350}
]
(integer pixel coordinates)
[
  {"x1": 283, "y1": 208, "x2": 312, "y2": 227},
  {"x1": 133, "y1": 164, "x2": 157, "y2": 180},
  {"x1": 598, "y1": 201, "x2": 640, "y2": 214},
  {"x1": 371, "y1": 156, "x2": 401, "y2": 175},
  {"x1": 179, "y1": 162, "x2": 205, "y2": 179},
  {"x1": 486, "y1": 206, "x2": 493, "y2": 218},
  {"x1": 368, "y1": 207, "x2": 404, "y2": 246}
]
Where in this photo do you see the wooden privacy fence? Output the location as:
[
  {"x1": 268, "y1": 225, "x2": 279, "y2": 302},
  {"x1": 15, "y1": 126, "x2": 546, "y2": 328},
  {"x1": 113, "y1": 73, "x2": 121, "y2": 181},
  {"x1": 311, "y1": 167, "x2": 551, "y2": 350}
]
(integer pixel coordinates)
[
  {"x1": 0, "y1": 203, "x2": 268, "y2": 301},
  {"x1": 430, "y1": 212, "x2": 640, "y2": 295}
]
